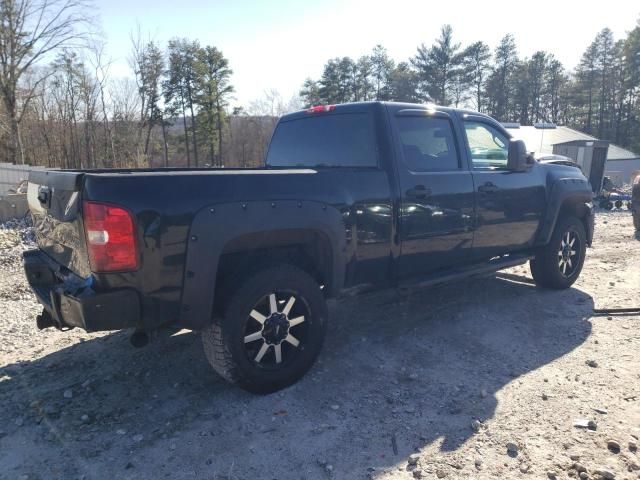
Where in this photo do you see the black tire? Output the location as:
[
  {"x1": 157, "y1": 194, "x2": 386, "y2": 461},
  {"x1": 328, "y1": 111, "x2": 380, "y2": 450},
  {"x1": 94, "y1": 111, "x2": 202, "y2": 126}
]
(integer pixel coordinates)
[
  {"x1": 530, "y1": 216, "x2": 587, "y2": 289},
  {"x1": 201, "y1": 264, "x2": 327, "y2": 394}
]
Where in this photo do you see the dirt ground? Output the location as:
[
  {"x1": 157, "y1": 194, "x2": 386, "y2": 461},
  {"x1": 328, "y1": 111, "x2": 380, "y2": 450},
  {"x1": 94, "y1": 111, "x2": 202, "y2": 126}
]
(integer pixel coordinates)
[{"x1": 1, "y1": 211, "x2": 639, "y2": 480}]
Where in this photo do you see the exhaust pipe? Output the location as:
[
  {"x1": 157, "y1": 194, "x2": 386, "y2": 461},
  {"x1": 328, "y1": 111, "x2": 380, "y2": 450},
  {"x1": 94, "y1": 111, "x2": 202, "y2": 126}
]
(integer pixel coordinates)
[{"x1": 130, "y1": 330, "x2": 149, "y2": 348}]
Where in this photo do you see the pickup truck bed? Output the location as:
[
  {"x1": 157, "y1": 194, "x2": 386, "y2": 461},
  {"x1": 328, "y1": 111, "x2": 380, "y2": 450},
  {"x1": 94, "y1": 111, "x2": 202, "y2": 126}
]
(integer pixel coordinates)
[{"x1": 24, "y1": 101, "x2": 595, "y2": 392}]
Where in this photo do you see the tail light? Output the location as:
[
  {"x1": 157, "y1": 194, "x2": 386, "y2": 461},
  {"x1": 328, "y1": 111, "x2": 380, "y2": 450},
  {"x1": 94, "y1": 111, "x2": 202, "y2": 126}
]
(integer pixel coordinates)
[
  {"x1": 307, "y1": 105, "x2": 336, "y2": 114},
  {"x1": 83, "y1": 201, "x2": 139, "y2": 272}
]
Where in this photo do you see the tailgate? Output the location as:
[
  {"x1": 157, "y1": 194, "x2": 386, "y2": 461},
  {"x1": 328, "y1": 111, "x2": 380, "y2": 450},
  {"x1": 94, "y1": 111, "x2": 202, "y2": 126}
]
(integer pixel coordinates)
[{"x1": 27, "y1": 170, "x2": 91, "y2": 278}]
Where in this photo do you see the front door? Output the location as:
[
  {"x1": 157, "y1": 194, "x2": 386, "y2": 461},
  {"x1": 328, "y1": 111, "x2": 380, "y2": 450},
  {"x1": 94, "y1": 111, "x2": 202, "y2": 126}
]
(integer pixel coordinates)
[
  {"x1": 462, "y1": 119, "x2": 546, "y2": 260},
  {"x1": 393, "y1": 111, "x2": 475, "y2": 278}
]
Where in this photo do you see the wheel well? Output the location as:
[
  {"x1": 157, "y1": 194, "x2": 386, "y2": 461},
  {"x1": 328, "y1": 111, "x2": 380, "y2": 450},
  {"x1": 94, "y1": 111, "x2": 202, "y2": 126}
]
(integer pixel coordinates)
[
  {"x1": 558, "y1": 197, "x2": 591, "y2": 237},
  {"x1": 213, "y1": 229, "x2": 332, "y2": 314}
]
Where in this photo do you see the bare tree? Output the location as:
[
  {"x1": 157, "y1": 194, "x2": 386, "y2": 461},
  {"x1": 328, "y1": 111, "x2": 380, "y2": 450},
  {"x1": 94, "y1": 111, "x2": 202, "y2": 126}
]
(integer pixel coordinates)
[{"x1": 0, "y1": 0, "x2": 91, "y2": 163}]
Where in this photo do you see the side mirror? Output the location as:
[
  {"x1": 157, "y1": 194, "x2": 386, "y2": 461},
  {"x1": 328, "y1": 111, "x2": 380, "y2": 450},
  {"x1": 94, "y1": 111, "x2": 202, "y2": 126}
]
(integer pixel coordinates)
[{"x1": 507, "y1": 140, "x2": 530, "y2": 172}]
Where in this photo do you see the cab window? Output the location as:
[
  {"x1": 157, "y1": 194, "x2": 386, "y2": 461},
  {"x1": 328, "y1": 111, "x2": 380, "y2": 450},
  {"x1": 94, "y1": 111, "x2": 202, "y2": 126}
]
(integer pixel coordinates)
[
  {"x1": 464, "y1": 122, "x2": 509, "y2": 170},
  {"x1": 396, "y1": 116, "x2": 460, "y2": 172}
]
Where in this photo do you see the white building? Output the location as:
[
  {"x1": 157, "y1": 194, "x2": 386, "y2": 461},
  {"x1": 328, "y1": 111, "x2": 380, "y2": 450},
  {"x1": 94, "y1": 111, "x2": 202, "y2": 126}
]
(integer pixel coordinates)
[{"x1": 505, "y1": 124, "x2": 640, "y2": 186}]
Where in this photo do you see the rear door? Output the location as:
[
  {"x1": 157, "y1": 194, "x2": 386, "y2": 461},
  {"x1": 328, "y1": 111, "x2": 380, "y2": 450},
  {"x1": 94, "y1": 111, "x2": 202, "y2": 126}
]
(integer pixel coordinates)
[
  {"x1": 392, "y1": 108, "x2": 475, "y2": 278},
  {"x1": 461, "y1": 118, "x2": 546, "y2": 259},
  {"x1": 27, "y1": 170, "x2": 91, "y2": 278}
]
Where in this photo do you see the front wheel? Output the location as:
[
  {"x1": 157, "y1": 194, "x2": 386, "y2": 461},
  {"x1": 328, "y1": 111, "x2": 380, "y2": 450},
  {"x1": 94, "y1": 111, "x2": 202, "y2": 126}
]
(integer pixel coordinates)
[
  {"x1": 530, "y1": 216, "x2": 587, "y2": 289},
  {"x1": 202, "y1": 264, "x2": 327, "y2": 394}
]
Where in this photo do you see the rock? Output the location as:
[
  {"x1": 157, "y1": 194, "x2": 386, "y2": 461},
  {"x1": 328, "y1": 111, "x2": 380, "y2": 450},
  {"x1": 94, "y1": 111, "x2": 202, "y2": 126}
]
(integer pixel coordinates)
[
  {"x1": 588, "y1": 420, "x2": 597, "y2": 431},
  {"x1": 629, "y1": 440, "x2": 637, "y2": 452},
  {"x1": 408, "y1": 454, "x2": 420, "y2": 466},
  {"x1": 132, "y1": 434, "x2": 144, "y2": 442},
  {"x1": 325, "y1": 464, "x2": 333, "y2": 473},
  {"x1": 14, "y1": 417, "x2": 24, "y2": 427},
  {"x1": 116, "y1": 429, "x2": 126, "y2": 435},
  {"x1": 592, "y1": 407, "x2": 608, "y2": 414},
  {"x1": 63, "y1": 389, "x2": 73, "y2": 399},
  {"x1": 570, "y1": 454, "x2": 581, "y2": 461},
  {"x1": 574, "y1": 418, "x2": 590, "y2": 428},
  {"x1": 471, "y1": 419, "x2": 482, "y2": 432},
  {"x1": 573, "y1": 462, "x2": 587, "y2": 473},
  {"x1": 520, "y1": 463, "x2": 530, "y2": 473},
  {"x1": 408, "y1": 373, "x2": 419, "y2": 381},
  {"x1": 579, "y1": 472, "x2": 588, "y2": 480},
  {"x1": 412, "y1": 469, "x2": 423, "y2": 479},
  {"x1": 586, "y1": 360, "x2": 598, "y2": 368},
  {"x1": 81, "y1": 379, "x2": 92, "y2": 388},
  {"x1": 474, "y1": 458, "x2": 482, "y2": 469},
  {"x1": 480, "y1": 389, "x2": 487, "y2": 398},
  {"x1": 506, "y1": 442, "x2": 518, "y2": 455},
  {"x1": 606, "y1": 439, "x2": 621, "y2": 453},
  {"x1": 547, "y1": 471, "x2": 558, "y2": 479},
  {"x1": 330, "y1": 404, "x2": 339, "y2": 411},
  {"x1": 43, "y1": 404, "x2": 59, "y2": 417},
  {"x1": 595, "y1": 468, "x2": 615, "y2": 479},
  {"x1": 436, "y1": 469, "x2": 447, "y2": 478},
  {"x1": 542, "y1": 393, "x2": 549, "y2": 401},
  {"x1": 80, "y1": 414, "x2": 90, "y2": 424}
]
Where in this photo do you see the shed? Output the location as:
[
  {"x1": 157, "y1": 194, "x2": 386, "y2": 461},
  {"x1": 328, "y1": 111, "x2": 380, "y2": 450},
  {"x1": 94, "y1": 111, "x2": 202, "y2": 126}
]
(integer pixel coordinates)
[
  {"x1": 505, "y1": 124, "x2": 640, "y2": 187},
  {"x1": 552, "y1": 140, "x2": 609, "y2": 194}
]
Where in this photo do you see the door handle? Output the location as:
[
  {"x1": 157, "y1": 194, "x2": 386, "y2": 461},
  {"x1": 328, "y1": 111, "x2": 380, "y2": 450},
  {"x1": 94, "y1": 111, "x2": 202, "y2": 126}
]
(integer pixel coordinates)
[
  {"x1": 406, "y1": 185, "x2": 432, "y2": 199},
  {"x1": 478, "y1": 182, "x2": 499, "y2": 193}
]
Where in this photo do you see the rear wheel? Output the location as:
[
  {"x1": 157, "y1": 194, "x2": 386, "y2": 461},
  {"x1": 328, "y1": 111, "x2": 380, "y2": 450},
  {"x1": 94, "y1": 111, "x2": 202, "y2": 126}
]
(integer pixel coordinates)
[
  {"x1": 530, "y1": 216, "x2": 587, "y2": 289},
  {"x1": 202, "y1": 264, "x2": 327, "y2": 393}
]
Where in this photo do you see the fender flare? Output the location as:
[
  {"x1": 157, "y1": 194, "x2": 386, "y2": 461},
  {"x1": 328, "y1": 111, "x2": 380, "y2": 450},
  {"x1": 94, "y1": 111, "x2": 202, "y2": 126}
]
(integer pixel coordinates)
[
  {"x1": 536, "y1": 177, "x2": 593, "y2": 246},
  {"x1": 178, "y1": 200, "x2": 346, "y2": 330}
]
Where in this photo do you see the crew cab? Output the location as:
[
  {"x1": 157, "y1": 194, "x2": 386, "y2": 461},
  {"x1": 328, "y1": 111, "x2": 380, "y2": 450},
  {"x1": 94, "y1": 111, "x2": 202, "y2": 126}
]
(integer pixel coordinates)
[{"x1": 23, "y1": 102, "x2": 595, "y2": 393}]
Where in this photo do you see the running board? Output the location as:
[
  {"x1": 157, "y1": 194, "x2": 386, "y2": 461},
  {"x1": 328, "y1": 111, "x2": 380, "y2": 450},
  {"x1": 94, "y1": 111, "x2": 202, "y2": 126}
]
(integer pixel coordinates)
[{"x1": 398, "y1": 254, "x2": 534, "y2": 291}]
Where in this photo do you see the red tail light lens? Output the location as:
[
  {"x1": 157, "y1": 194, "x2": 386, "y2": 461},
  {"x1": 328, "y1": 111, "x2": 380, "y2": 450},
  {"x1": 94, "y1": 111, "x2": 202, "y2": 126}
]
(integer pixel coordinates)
[
  {"x1": 83, "y1": 201, "x2": 138, "y2": 272},
  {"x1": 307, "y1": 105, "x2": 336, "y2": 114}
]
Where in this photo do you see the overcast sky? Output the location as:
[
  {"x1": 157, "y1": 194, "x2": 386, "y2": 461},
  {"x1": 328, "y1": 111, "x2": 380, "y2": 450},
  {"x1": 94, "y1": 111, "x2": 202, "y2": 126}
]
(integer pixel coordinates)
[{"x1": 97, "y1": 0, "x2": 640, "y2": 108}]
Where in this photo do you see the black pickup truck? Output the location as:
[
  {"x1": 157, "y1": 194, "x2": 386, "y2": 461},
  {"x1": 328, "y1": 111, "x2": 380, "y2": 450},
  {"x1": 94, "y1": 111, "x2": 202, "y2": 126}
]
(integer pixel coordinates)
[{"x1": 24, "y1": 102, "x2": 594, "y2": 393}]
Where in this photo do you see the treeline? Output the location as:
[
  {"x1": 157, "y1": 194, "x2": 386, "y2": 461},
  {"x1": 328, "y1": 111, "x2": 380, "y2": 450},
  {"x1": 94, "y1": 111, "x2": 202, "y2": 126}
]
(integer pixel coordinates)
[
  {"x1": 1, "y1": 1, "x2": 639, "y2": 170},
  {"x1": 301, "y1": 22, "x2": 640, "y2": 153},
  {"x1": 0, "y1": 0, "x2": 287, "y2": 169}
]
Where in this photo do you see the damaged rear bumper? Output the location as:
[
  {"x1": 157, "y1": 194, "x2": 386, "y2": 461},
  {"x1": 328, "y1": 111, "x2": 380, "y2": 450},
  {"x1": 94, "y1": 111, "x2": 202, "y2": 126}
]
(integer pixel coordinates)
[{"x1": 23, "y1": 250, "x2": 140, "y2": 332}]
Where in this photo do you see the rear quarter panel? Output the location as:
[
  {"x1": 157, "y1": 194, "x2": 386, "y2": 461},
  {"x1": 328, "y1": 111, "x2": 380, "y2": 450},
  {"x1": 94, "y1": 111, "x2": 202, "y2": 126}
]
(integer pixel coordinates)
[{"x1": 82, "y1": 168, "x2": 394, "y2": 330}]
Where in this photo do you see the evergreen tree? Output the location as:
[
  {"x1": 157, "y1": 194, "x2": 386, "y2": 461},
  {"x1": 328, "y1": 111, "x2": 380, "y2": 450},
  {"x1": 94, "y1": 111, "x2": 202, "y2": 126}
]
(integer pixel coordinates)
[
  {"x1": 462, "y1": 41, "x2": 491, "y2": 112},
  {"x1": 411, "y1": 24, "x2": 465, "y2": 105},
  {"x1": 370, "y1": 45, "x2": 395, "y2": 100},
  {"x1": 388, "y1": 62, "x2": 420, "y2": 102},
  {"x1": 194, "y1": 45, "x2": 234, "y2": 166},
  {"x1": 486, "y1": 34, "x2": 518, "y2": 121},
  {"x1": 300, "y1": 78, "x2": 322, "y2": 106}
]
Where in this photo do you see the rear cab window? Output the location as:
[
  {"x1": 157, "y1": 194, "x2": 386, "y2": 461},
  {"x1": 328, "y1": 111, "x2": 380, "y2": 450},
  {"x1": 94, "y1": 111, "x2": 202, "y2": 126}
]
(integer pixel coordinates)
[
  {"x1": 395, "y1": 116, "x2": 460, "y2": 172},
  {"x1": 266, "y1": 112, "x2": 377, "y2": 168}
]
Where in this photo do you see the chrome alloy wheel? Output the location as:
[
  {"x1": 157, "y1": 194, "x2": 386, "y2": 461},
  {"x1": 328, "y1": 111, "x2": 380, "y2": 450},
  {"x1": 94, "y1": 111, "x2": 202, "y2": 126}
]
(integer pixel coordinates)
[
  {"x1": 243, "y1": 292, "x2": 308, "y2": 367},
  {"x1": 557, "y1": 230, "x2": 580, "y2": 277}
]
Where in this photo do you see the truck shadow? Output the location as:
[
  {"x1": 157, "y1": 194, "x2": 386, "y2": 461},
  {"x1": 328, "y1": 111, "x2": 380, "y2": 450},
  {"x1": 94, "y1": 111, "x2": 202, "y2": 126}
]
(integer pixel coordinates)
[{"x1": 0, "y1": 273, "x2": 593, "y2": 479}]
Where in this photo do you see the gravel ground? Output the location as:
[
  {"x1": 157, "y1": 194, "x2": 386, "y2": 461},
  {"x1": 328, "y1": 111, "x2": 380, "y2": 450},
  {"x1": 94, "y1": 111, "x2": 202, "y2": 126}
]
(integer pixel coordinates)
[{"x1": 0, "y1": 211, "x2": 639, "y2": 480}]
